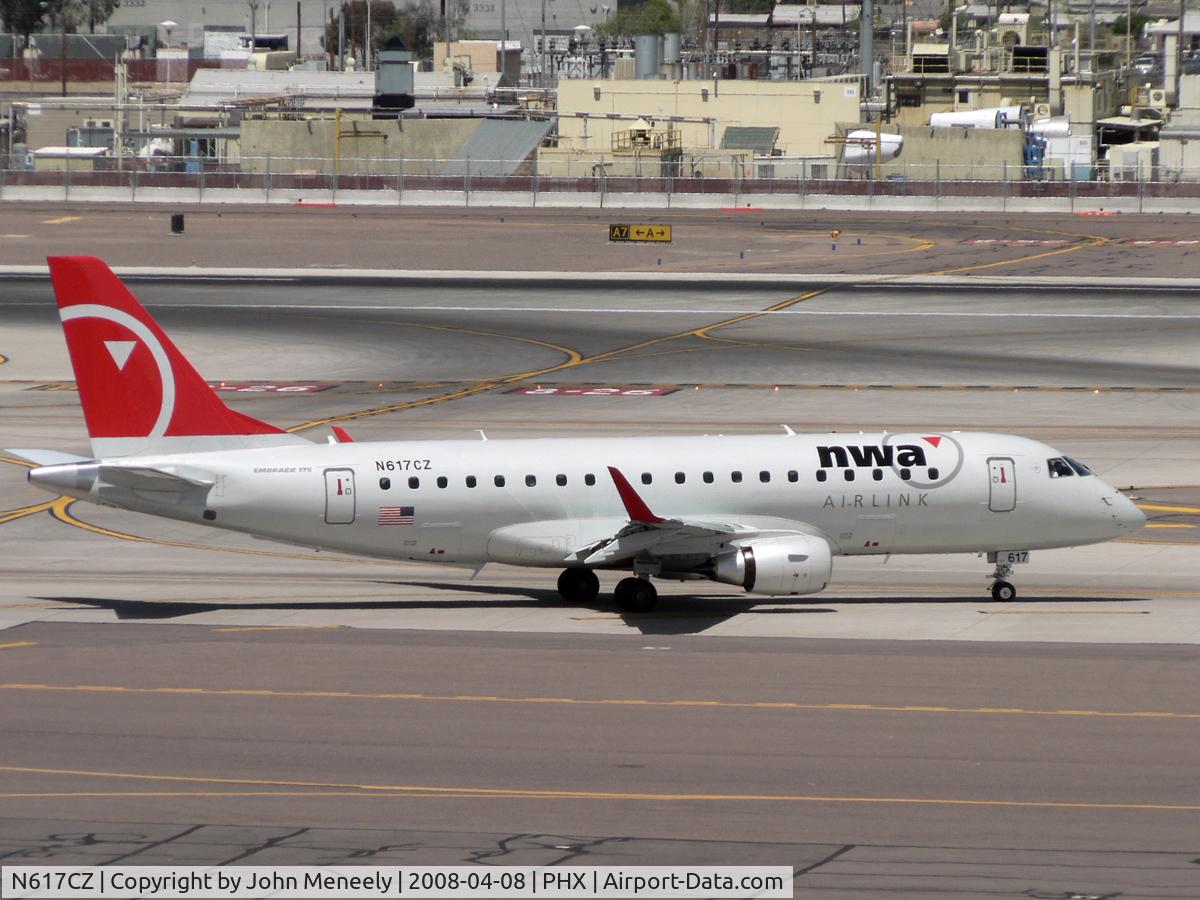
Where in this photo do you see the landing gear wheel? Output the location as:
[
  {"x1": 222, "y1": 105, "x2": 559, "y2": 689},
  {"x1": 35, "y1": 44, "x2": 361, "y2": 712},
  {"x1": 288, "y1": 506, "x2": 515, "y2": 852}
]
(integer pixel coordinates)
[
  {"x1": 991, "y1": 580, "x2": 1017, "y2": 602},
  {"x1": 557, "y1": 568, "x2": 600, "y2": 603},
  {"x1": 613, "y1": 577, "x2": 658, "y2": 613}
]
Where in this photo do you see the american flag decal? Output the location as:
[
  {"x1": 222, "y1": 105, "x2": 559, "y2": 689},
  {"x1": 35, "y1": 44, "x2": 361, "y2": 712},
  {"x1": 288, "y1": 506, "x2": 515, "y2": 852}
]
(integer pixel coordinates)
[{"x1": 378, "y1": 505, "x2": 414, "y2": 526}]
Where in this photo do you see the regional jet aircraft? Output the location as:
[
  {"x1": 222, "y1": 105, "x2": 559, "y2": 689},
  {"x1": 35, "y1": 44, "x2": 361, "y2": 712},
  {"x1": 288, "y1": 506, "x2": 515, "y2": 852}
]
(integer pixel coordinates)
[{"x1": 13, "y1": 257, "x2": 1145, "y2": 611}]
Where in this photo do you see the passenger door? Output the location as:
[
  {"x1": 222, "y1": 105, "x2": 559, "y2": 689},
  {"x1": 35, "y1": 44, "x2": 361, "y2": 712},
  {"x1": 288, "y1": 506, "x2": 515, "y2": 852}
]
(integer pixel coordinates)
[
  {"x1": 988, "y1": 458, "x2": 1016, "y2": 512},
  {"x1": 324, "y1": 468, "x2": 356, "y2": 524}
]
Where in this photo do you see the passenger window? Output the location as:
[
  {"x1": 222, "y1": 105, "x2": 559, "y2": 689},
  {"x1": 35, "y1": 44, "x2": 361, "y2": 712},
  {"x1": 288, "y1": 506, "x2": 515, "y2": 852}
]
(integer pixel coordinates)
[
  {"x1": 703, "y1": 471, "x2": 714, "y2": 484},
  {"x1": 899, "y1": 469, "x2": 911, "y2": 481},
  {"x1": 1047, "y1": 458, "x2": 1074, "y2": 479},
  {"x1": 872, "y1": 468, "x2": 883, "y2": 481},
  {"x1": 641, "y1": 473, "x2": 652, "y2": 485},
  {"x1": 379, "y1": 477, "x2": 391, "y2": 490},
  {"x1": 927, "y1": 468, "x2": 939, "y2": 480},
  {"x1": 816, "y1": 470, "x2": 827, "y2": 482},
  {"x1": 525, "y1": 474, "x2": 537, "y2": 487},
  {"x1": 494, "y1": 475, "x2": 506, "y2": 487},
  {"x1": 843, "y1": 470, "x2": 855, "y2": 482},
  {"x1": 466, "y1": 476, "x2": 477, "y2": 488},
  {"x1": 1065, "y1": 456, "x2": 1093, "y2": 476},
  {"x1": 731, "y1": 471, "x2": 743, "y2": 483},
  {"x1": 787, "y1": 470, "x2": 798, "y2": 482},
  {"x1": 436, "y1": 476, "x2": 448, "y2": 489},
  {"x1": 759, "y1": 471, "x2": 770, "y2": 483},
  {"x1": 408, "y1": 476, "x2": 420, "y2": 489},
  {"x1": 675, "y1": 472, "x2": 686, "y2": 484},
  {"x1": 584, "y1": 473, "x2": 596, "y2": 486},
  {"x1": 556, "y1": 474, "x2": 567, "y2": 486}
]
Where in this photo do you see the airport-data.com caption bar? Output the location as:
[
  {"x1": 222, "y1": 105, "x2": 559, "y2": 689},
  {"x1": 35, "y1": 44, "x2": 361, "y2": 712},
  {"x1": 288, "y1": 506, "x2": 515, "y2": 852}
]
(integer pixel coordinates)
[{"x1": 1, "y1": 866, "x2": 793, "y2": 899}]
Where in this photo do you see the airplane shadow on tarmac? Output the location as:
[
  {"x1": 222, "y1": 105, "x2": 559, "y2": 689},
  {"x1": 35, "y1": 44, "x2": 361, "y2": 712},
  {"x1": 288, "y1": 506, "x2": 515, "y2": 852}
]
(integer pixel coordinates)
[{"x1": 37, "y1": 590, "x2": 1143, "y2": 636}]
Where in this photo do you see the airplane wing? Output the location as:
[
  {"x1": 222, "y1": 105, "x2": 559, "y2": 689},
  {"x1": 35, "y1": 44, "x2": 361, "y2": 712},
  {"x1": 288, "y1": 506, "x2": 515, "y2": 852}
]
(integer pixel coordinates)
[{"x1": 565, "y1": 466, "x2": 807, "y2": 566}]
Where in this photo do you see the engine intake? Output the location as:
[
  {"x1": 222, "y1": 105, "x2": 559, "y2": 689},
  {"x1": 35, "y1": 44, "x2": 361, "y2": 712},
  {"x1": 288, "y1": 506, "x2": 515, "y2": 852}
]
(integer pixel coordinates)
[{"x1": 711, "y1": 535, "x2": 832, "y2": 596}]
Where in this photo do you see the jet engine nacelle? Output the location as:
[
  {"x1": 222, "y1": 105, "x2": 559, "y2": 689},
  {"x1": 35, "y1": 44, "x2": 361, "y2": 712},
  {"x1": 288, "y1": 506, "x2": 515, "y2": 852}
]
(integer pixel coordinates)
[{"x1": 711, "y1": 535, "x2": 832, "y2": 596}]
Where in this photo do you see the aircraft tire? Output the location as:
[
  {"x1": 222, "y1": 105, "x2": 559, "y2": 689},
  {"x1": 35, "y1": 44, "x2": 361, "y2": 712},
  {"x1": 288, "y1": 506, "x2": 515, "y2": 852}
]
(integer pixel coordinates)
[
  {"x1": 614, "y1": 577, "x2": 658, "y2": 613},
  {"x1": 557, "y1": 568, "x2": 600, "y2": 603},
  {"x1": 991, "y1": 580, "x2": 1017, "y2": 602}
]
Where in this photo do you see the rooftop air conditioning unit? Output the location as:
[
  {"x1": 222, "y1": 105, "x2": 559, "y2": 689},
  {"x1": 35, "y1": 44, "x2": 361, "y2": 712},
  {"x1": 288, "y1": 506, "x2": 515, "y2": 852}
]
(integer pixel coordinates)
[
  {"x1": 1150, "y1": 89, "x2": 1167, "y2": 108},
  {"x1": 1033, "y1": 102, "x2": 1051, "y2": 118}
]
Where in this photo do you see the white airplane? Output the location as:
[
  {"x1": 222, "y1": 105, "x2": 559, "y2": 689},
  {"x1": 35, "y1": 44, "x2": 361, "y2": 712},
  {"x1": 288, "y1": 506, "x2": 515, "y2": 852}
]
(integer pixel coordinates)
[{"x1": 13, "y1": 256, "x2": 1145, "y2": 612}]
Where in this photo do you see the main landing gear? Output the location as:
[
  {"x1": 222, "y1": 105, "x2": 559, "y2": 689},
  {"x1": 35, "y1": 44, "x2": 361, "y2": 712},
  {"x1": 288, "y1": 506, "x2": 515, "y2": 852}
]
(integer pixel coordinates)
[
  {"x1": 556, "y1": 569, "x2": 659, "y2": 613},
  {"x1": 557, "y1": 568, "x2": 600, "y2": 604},
  {"x1": 989, "y1": 558, "x2": 1017, "y2": 602},
  {"x1": 613, "y1": 576, "x2": 658, "y2": 613}
]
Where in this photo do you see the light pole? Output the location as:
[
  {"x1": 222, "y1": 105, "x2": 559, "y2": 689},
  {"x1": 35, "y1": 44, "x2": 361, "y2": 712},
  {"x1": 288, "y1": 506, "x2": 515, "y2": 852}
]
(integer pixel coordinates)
[
  {"x1": 59, "y1": 2, "x2": 67, "y2": 97},
  {"x1": 160, "y1": 20, "x2": 177, "y2": 87},
  {"x1": 248, "y1": 1, "x2": 260, "y2": 54}
]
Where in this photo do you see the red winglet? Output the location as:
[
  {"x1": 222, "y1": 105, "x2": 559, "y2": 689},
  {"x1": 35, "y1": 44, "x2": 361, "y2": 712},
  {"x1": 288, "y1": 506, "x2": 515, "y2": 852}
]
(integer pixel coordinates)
[
  {"x1": 607, "y1": 466, "x2": 664, "y2": 524},
  {"x1": 331, "y1": 425, "x2": 354, "y2": 443}
]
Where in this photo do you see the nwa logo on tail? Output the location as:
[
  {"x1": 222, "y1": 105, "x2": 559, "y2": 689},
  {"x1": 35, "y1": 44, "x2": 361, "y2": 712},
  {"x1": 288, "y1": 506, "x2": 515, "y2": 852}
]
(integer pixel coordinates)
[{"x1": 816, "y1": 433, "x2": 964, "y2": 488}]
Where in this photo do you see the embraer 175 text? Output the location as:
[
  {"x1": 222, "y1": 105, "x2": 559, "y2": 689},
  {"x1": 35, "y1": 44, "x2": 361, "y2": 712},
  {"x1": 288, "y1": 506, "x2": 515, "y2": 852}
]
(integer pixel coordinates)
[{"x1": 14, "y1": 257, "x2": 1146, "y2": 611}]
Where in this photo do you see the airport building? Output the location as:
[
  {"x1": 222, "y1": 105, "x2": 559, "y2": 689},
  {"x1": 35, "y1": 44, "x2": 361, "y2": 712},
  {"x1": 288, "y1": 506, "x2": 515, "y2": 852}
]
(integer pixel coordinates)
[{"x1": 7, "y1": 0, "x2": 1200, "y2": 185}]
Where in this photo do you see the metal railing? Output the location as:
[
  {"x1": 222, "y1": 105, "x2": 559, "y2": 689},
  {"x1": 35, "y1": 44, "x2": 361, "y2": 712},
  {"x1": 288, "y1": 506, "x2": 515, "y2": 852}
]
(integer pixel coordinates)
[{"x1": 5, "y1": 155, "x2": 1200, "y2": 208}]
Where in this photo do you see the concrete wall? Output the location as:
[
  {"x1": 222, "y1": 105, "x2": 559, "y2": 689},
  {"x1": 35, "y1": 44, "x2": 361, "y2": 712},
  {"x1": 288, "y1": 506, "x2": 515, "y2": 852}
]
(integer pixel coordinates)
[
  {"x1": 237, "y1": 117, "x2": 482, "y2": 173},
  {"x1": 19, "y1": 102, "x2": 172, "y2": 152},
  {"x1": 1180, "y1": 74, "x2": 1200, "y2": 110},
  {"x1": 1062, "y1": 77, "x2": 1121, "y2": 128},
  {"x1": 537, "y1": 147, "x2": 753, "y2": 177},
  {"x1": 557, "y1": 77, "x2": 862, "y2": 157},
  {"x1": 862, "y1": 125, "x2": 1027, "y2": 180},
  {"x1": 436, "y1": 41, "x2": 497, "y2": 73},
  {"x1": 1157, "y1": 130, "x2": 1200, "y2": 173},
  {"x1": 104, "y1": 0, "x2": 328, "y2": 59}
]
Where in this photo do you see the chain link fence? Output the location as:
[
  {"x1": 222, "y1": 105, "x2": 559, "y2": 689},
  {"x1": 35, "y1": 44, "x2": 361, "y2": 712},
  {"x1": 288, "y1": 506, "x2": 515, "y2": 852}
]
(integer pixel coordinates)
[{"x1": 5, "y1": 155, "x2": 1200, "y2": 208}]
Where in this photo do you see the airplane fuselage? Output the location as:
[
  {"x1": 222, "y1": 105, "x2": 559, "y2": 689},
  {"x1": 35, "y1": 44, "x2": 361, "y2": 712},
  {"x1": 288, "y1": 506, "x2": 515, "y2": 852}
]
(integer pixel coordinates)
[
  {"x1": 25, "y1": 255, "x2": 1148, "y2": 608},
  {"x1": 36, "y1": 430, "x2": 1143, "y2": 572}
]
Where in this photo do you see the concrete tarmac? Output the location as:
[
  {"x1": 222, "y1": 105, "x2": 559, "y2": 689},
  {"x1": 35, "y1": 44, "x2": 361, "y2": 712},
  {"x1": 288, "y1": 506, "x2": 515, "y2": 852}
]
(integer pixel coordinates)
[
  {"x1": 5, "y1": 203, "x2": 1200, "y2": 277},
  {"x1": 2, "y1": 274, "x2": 1200, "y2": 894},
  {"x1": 1, "y1": 625, "x2": 1199, "y2": 898}
]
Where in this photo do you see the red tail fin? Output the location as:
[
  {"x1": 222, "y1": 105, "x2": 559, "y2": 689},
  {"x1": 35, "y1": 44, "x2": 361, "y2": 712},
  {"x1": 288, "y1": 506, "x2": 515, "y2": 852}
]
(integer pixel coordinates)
[{"x1": 48, "y1": 256, "x2": 307, "y2": 457}]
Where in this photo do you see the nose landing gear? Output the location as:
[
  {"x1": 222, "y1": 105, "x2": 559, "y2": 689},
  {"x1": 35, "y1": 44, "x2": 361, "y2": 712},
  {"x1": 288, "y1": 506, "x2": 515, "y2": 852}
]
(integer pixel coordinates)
[{"x1": 988, "y1": 558, "x2": 1017, "y2": 602}]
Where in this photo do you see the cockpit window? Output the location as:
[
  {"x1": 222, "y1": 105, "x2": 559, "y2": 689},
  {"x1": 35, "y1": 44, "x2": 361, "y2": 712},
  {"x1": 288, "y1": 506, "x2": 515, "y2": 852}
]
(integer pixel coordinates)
[
  {"x1": 1047, "y1": 457, "x2": 1074, "y2": 478},
  {"x1": 1065, "y1": 456, "x2": 1093, "y2": 476}
]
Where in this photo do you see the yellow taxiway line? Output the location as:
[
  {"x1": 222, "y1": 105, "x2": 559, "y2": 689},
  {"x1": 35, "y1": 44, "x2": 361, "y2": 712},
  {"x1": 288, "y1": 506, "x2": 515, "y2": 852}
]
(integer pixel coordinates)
[
  {"x1": 1, "y1": 682, "x2": 1195, "y2": 721},
  {"x1": 1, "y1": 764, "x2": 1197, "y2": 812}
]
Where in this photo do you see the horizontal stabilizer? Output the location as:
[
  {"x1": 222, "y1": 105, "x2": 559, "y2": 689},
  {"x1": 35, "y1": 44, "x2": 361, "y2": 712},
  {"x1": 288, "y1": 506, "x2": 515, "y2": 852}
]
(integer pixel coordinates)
[{"x1": 5, "y1": 448, "x2": 92, "y2": 466}]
